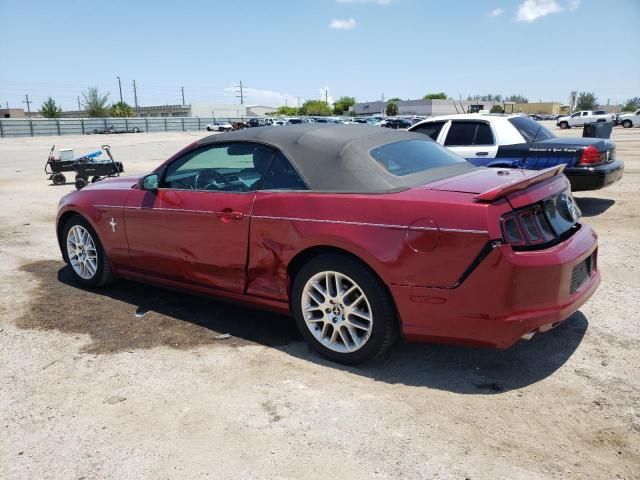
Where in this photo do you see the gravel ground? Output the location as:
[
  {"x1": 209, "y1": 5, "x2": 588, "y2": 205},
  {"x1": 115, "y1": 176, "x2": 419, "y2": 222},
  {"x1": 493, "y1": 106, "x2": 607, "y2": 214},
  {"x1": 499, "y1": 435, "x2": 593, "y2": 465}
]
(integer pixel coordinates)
[{"x1": 0, "y1": 123, "x2": 638, "y2": 479}]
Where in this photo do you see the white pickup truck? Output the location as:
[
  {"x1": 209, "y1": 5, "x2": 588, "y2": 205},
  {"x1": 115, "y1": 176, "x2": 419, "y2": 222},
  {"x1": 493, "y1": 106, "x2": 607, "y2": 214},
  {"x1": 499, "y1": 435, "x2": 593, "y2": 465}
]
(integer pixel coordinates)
[
  {"x1": 617, "y1": 109, "x2": 640, "y2": 128},
  {"x1": 556, "y1": 110, "x2": 615, "y2": 129}
]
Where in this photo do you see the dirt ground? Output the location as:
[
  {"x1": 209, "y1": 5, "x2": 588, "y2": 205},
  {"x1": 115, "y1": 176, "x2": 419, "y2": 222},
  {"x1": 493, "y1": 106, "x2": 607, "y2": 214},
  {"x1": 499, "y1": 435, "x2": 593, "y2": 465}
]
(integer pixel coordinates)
[{"x1": 0, "y1": 124, "x2": 638, "y2": 479}]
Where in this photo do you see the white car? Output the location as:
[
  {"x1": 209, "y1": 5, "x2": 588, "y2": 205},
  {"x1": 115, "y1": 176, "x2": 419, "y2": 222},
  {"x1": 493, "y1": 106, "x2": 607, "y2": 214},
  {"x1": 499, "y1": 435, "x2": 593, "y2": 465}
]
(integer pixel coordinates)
[
  {"x1": 206, "y1": 122, "x2": 233, "y2": 132},
  {"x1": 556, "y1": 110, "x2": 615, "y2": 129},
  {"x1": 408, "y1": 113, "x2": 623, "y2": 191},
  {"x1": 617, "y1": 109, "x2": 640, "y2": 128}
]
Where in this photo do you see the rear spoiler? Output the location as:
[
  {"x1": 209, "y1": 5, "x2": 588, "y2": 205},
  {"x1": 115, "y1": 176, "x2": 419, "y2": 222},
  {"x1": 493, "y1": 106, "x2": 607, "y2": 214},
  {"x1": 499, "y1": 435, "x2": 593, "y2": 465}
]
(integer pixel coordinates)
[{"x1": 474, "y1": 165, "x2": 566, "y2": 202}]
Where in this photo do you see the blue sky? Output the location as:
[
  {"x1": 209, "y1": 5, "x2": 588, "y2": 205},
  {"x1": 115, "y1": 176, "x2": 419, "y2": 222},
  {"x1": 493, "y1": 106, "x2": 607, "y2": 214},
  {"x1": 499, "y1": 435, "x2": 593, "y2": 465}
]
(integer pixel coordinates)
[{"x1": 0, "y1": 0, "x2": 638, "y2": 111}]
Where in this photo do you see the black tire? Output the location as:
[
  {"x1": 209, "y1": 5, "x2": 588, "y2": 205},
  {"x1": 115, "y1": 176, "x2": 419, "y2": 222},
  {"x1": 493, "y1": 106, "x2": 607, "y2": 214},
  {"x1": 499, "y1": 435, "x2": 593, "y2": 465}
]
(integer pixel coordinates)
[
  {"x1": 291, "y1": 253, "x2": 398, "y2": 364},
  {"x1": 206, "y1": 126, "x2": 212, "y2": 131},
  {"x1": 91, "y1": 176, "x2": 102, "y2": 183},
  {"x1": 62, "y1": 214, "x2": 114, "y2": 287},
  {"x1": 622, "y1": 120, "x2": 632, "y2": 128},
  {"x1": 74, "y1": 176, "x2": 88, "y2": 190},
  {"x1": 52, "y1": 173, "x2": 66, "y2": 185},
  {"x1": 559, "y1": 121, "x2": 569, "y2": 129}
]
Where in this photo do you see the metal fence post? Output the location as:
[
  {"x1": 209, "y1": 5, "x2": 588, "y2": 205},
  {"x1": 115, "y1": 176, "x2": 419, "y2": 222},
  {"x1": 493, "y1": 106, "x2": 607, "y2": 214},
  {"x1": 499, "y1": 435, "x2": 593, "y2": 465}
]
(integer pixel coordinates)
[
  {"x1": 56, "y1": 119, "x2": 61, "y2": 135},
  {"x1": 182, "y1": 118, "x2": 185, "y2": 131},
  {"x1": 125, "y1": 118, "x2": 128, "y2": 131},
  {"x1": 29, "y1": 120, "x2": 34, "y2": 136},
  {"x1": 198, "y1": 118, "x2": 201, "y2": 130},
  {"x1": 145, "y1": 117, "x2": 149, "y2": 132},
  {"x1": 0, "y1": 120, "x2": 4, "y2": 138},
  {"x1": 81, "y1": 119, "x2": 85, "y2": 135},
  {"x1": 164, "y1": 117, "x2": 167, "y2": 131},
  {"x1": 104, "y1": 118, "x2": 107, "y2": 131}
]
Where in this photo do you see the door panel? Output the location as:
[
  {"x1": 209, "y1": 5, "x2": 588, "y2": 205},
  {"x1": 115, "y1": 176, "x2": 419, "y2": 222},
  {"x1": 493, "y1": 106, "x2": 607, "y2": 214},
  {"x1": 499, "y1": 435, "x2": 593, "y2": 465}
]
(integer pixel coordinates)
[{"x1": 124, "y1": 189, "x2": 254, "y2": 293}]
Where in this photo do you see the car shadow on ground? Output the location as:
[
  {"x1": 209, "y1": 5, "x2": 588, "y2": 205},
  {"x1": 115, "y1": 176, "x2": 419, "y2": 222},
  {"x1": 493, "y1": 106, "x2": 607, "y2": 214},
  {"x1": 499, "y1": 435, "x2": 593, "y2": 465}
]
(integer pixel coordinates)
[
  {"x1": 575, "y1": 197, "x2": 615, "y2": 217},
  {"x1": 19, "y1": 260, "x2": 587, "y2": 395}
]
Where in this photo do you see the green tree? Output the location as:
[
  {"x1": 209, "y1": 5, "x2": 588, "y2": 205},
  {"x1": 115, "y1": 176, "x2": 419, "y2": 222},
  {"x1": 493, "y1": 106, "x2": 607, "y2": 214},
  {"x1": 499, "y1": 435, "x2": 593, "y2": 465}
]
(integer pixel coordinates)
[
  {"x1": 387, "y1": 97, "x2": 402, "y2": 102},
  {"x1": 276, "y1": 105, "x2": 299, "y2": 116},
  {"x1": 109, "y1": 101, "x2": 135, "y2": 117},
  {"x1": 332, "y1": 96, "x2": 355, "y2": 115},
  {"x1": 576, "y1": 92, "x2": 597, "y2": 110},
  {"x1": 40, "y1": 97, "x2": 62, "y2": 118},
  {"x1": 622, "y1": 97, "x2": 640, "y2": 111},
  {"x1": 490, "y1": 105, "x2": 504, "y2": 114},
  {"x1": 82, "y1": 87, "x2": 110, "y2": 117},
  {"x1": 423, "y1": 92, "x2": 447, "y2": 100},
  {"x1": 386, "y1": 101, "x2": 398, "y2": 116},
  {"x1": 299, "y1": 99, "x2": 332, "y2": 116},
  {"x1": 505, "y1": 94, "x2": 528, "y2": 103}
]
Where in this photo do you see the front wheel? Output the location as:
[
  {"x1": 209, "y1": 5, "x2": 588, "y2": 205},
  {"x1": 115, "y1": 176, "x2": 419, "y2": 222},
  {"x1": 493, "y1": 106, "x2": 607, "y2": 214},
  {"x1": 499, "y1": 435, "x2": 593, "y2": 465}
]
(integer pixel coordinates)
[
  {"x1": 291, "y1": 254, "x2": 398, "y2": 364},
  {"x1": 63, "y1": 215, "x2": 114, "y2": 287},
  {"x1": 622, "y1": 120, "x2": 633, "y2": 128},
  {"x1": 559, "y1": 121, "x2": 569, "y2": 129}
]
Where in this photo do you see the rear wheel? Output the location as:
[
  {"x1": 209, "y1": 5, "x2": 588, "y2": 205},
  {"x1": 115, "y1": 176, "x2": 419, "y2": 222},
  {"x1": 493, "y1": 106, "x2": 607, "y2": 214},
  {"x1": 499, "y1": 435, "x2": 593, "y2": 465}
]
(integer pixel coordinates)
[
  {"x1": 291, "y1": 254, "x2": 398, "y2": 364},
  {"x1": 559, "y1": 121, "x2": 569, "y2": 129},
  {"x1": 51, "y1": 173, "x2": 66, "y2": 185},
  {"x1": 63, "y1": 215, "x2": 114, "y2": 287},
  {"x1": 622, "y1": 120, "x2": 632, "y2": 128},
  {"x1": 74, "y1": 175, "x2": 88, "y2": 190}
]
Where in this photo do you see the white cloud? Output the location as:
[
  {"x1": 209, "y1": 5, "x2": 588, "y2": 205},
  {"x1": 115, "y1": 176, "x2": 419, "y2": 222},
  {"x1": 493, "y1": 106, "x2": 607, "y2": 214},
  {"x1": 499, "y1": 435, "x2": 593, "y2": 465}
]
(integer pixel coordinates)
[
  {"x1": 222, "y1": 86, "x2": 297, "y2": 107},
  {"x1": 489, "y1": 7, "x2": 503, "y2": 17},
  {"x1": 568, "y1": 0, "x2": 580, "y2": 11},
  {"x1": 516, "y1": 0, "x2": 562, "y2": 22},
  {"x1": 329, "y1": 18, "x2": 357, "y2": 30},
  {"x1": 336, "y1": 0, "x2": 393, "y2": 4}
]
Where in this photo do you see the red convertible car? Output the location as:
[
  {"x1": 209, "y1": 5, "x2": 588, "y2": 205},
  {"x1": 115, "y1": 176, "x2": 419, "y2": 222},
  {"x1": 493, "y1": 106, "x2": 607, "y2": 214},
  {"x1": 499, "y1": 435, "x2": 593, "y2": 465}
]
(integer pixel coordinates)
[{"x1": 57, "y1": 125, "x2": 600, "y2": 364}]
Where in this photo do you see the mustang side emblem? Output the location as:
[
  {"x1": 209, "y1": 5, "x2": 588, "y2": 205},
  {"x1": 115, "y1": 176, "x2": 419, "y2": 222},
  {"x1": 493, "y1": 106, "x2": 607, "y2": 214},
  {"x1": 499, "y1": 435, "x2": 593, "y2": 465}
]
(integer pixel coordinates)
[{"x1": 109, "y1": 218, "x2": 117, "y2": 232}]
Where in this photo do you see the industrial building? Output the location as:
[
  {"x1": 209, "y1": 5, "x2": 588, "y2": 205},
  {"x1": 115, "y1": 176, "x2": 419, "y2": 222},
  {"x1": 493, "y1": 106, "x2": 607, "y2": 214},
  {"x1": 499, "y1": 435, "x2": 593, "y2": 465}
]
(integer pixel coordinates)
[{"x1": 59, "y1": 103, "x2": 276, "y2": 119}]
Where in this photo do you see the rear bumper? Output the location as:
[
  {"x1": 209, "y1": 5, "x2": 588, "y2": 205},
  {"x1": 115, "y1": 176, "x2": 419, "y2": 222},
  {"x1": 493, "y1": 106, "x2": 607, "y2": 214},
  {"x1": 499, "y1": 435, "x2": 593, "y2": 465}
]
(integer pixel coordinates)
[
  {"x1": 565, "y1": 160, "x2": 624, "y2": 191},
  {"x1": 393, "y1": 224, "x2": 599, "y2": 349}
]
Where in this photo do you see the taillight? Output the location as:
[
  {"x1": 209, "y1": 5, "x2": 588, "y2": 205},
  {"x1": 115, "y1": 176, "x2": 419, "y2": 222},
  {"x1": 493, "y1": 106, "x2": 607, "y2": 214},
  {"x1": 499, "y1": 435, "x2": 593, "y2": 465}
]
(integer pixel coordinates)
[
  {"x1": 501, "y1": 205, "x2": 555, "y2": 247},
  {"x1": 579, "y1": 145, "x2": 604, "y2": 165}
]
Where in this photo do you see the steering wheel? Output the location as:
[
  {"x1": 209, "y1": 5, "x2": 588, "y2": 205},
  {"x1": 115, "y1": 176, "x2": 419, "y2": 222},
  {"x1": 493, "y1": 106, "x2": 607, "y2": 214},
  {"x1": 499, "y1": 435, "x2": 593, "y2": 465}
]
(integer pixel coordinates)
[{"x1": 194, "y1": 169, "x2": 226, "y2": 190}]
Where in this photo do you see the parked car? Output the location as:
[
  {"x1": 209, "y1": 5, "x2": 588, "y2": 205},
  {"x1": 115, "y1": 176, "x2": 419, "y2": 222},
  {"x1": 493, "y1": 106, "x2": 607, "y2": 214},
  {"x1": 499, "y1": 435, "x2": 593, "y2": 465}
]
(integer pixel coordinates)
[
  {"x1": 57, "y1": 124, "x2": 599, "y2": 364},
  {"x1": 616, "y1": 109, "x2": 640, "y2": 128},
  {"x1": 408, "y1": 113, "x2": 624, "y2": 191},
  {"x1": 556, "y1": 110, "x2": 615, "y2": 129},
  {"x1": 206, "y1": 122, "x2": 233, "y2": 132},
  {"x1": 381, "y1": 118, "x2": 412, "y2": 129}
]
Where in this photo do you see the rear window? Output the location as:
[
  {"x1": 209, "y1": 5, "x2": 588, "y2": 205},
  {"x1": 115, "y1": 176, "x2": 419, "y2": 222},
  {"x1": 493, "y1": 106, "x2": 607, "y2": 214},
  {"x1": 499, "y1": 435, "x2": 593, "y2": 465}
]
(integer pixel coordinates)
[
  {"x1": 412, "y1": 121, "x2": 446, "y2": 140},
  {"x1": 508, "y1": 116, "x2": 555, "y2": 142},
  {"x1": 370, "y1": 139, "x2": 467, "y2": 176}
]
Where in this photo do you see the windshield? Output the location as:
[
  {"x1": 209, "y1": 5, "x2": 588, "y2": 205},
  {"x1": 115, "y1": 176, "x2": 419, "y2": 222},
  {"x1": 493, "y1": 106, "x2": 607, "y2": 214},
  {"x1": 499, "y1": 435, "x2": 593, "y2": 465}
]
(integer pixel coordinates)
[
  {"x1": 370, "y1": 139, "x2": 467, "y2": 176},
  {"x1": 508, "y1": 116, "x2": 555, "y2": 142}
]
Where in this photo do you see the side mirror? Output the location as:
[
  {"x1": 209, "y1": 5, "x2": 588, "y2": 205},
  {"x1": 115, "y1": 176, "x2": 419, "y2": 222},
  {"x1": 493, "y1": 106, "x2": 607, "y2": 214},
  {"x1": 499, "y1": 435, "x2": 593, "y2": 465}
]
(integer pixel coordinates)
[{"x1": 138, "y1": 173, "x2": 159, "y2": 190}]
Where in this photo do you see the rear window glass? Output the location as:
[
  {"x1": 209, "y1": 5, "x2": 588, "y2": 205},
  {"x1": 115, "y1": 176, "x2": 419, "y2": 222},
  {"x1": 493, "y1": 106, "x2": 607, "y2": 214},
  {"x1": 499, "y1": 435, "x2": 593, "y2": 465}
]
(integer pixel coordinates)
[
  {"x1": 370, "y1": 139, "x2": 467, "y2": 176},
  {"x1": 412, "y1": 121, "x2": 445, "y2": 140},
  {"x1": 508, "y1": 116, "x2": 555, "y2": 142}
]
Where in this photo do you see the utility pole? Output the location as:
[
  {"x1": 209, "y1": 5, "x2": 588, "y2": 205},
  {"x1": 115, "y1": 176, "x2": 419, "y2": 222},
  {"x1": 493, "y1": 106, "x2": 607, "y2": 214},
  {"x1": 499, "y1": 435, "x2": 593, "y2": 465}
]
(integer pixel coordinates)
[
  {"x1": 116, "y1": 76, "x2": 123, "y2": 103},
  {"x1": 181, "y1": 86, "x2": 185, "y2": 105},
  {"x1": 381, "y1": 93, "x2": 385, "y2": 116},
  {"x1": 297, "y1": 96, "x2": 300, "y2": 108},
  {"x1": 77, "y1": 96, "x2": 81, "y2": 111},
  {"x1": 285, "y1": 99, "x2": 288, "y2": 107},
  {"x1": 235, "y1": 80, "x2": 244, "y2": 105},
  {"x1": 324, "y1": 88, "x2": 328, "y2": 105},
  {"x1": 23, "y1": 94, "x2": 32, "y2": 118},
  {"x1": 133, "y1": 80, "x2": 139, "y2": 109},
  {"x1": 5, "y1": 101, "x2": 8, "y2": 109}
]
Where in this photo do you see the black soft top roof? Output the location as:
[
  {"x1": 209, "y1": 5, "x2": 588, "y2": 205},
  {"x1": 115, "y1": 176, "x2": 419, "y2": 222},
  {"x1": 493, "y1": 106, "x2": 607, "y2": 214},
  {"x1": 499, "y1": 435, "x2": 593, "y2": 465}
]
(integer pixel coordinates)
[{"x1": 197, "y1": 124, "x2": 475, "y2": 193}]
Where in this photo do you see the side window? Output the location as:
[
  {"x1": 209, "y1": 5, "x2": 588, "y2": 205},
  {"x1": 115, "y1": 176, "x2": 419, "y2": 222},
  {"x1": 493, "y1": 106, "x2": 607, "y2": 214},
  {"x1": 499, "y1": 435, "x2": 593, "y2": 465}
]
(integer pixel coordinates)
[
  {"x1": 444, "y1": 122, "x2": 476, "y2": 146},
  {"x1": 582, "y1": 112, "x2": 589, "y2": 116},
  {"x1": 571, "y1": 112, "x2": 581, "y2": 117},
  {"x1": 474, "y1": 123, "x2": 494, "y2": 145},
  {"x1": 445, "y1": 122, "x2": 494, "y2": 146},
  {"x1": 163, "y1": 143, "x2": 275, "y2": 192},
  {"x1": 260, "y1": 151, "x2": 307, "y2": 190},
  {"x1": 412, "y1": 121, "x2": 445, "y2": 140}
]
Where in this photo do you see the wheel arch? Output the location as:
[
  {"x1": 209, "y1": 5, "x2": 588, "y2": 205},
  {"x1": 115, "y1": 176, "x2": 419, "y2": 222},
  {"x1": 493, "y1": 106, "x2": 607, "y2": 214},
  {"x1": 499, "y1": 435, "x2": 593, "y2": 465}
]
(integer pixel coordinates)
[{"x1": 57, "y1": 209, "x2": 100, "y2": 263}]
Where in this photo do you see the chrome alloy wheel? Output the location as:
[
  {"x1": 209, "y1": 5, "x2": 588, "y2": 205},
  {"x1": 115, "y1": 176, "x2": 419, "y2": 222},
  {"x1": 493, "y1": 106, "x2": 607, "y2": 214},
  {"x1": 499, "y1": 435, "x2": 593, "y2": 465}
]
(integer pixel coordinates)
[
  {"x1": 66, "y1": 225, "x2": 98, "y2": 280},
  {"x1": 301, "y1": 271, "x2": 373, "y2": 353}
]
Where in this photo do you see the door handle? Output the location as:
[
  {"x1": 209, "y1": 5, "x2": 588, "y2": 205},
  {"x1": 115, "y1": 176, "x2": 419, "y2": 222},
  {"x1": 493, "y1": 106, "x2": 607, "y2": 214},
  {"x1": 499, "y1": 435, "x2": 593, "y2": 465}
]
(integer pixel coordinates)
[
  {"x1": 215, "y1": 209, "x2": 243, "y2": 221},
  {"x1": 476, "y1": 151, "x2": 489, "y2": 156}
]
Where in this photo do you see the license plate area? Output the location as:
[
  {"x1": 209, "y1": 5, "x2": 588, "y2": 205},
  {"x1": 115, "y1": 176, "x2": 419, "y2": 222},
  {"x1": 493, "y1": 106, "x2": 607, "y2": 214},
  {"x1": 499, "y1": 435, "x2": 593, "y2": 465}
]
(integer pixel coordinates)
[{"x1": 570, "y1": 253, "x2": 595, "y2": 294}]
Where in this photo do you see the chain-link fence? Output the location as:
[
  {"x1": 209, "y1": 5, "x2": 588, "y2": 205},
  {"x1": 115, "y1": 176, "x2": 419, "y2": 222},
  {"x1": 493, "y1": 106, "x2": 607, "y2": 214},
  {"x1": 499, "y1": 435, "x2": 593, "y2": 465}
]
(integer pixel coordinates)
[{"x1": 0, "y1": 117, "x2": 249, "y2": 138}]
